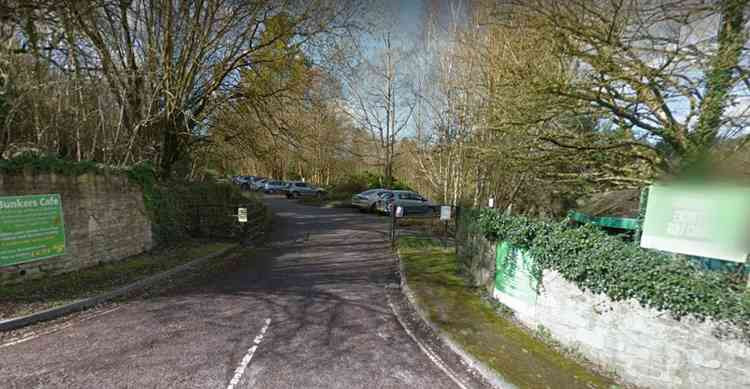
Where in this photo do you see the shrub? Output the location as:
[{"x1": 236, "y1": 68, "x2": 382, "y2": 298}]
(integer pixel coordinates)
[
  {"x1": 328, "y1": 172, "x2": 414, "y2": 196},
  {"x1": 476, "y1": 208, "x2": 750, "y2": 337},
  {"x1": 329, "y1": 174, "x2": 369, "y2": 197},
  {"x1": 0, "y1": 153, "x2": 101, "y2": 175},
  {"x1": 127, "y1": 164, "x2": 263, "y2": 244}
]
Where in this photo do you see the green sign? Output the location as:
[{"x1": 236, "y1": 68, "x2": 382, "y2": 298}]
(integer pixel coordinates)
[
  {"x1": 0, "y1": 194, "x2": 66, "y2": 267},
  {"x1": 568, "y1": 210, "x2": 639, "y2": 230},
  {"x1": 495, "y1": 241, "x2": 538, "y2": 304},
  {"x1": 641, "y1": 184, "x2": 750, "y2": 263}
]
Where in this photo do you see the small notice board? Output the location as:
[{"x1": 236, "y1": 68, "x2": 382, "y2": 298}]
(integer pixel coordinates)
[
  {"x1": 440, "y1": 206, "x2": 452, "y2": 221},
  {"x1": 0, "y1": 194, "x2": 66, "y2": 267}
]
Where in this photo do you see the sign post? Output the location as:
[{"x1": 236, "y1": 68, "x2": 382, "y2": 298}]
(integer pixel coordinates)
[
  {"x1": 0, "y1": 194, "x2": 66, "y2": 267},
  {"x1": 440, "y1": 206, "x2": 452, "y2": 247}
]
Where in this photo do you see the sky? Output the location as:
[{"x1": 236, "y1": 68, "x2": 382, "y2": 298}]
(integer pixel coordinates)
[{"x1": 387, "y1": 0, "x2": 426, "y2": 37}]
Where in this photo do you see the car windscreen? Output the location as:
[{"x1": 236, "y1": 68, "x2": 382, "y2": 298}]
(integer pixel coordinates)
[{"x1": 295, "y1": 183, "x2": 308, "y2": 187}]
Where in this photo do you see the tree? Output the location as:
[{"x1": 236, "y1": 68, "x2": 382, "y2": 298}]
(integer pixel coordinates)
[
  {"x1": 340, "y1": 9, "x2": 416, "y2": 187},
  {"x1": 1, "y1": 0, "x2": 359, "y2": 177},
  {"x1": 506, "y1": 0, "x2": 750, "y2": 175},
  {"x1": 208, "y1": 17, "x2": 360, "y2": 184}
]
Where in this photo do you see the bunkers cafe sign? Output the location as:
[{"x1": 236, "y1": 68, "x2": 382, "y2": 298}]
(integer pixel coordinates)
[
  {"x1": 0, "y1": 194, "x2": 66, "y2": 267},
  {"x1": 640, "y1": 184, "x2": 750, "y2": 263}
]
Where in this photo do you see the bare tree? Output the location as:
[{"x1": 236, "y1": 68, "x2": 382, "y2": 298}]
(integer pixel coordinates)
[
  {"x1": 1, "y1": 0, "x2": 359, "y2": 177},
  {"x1": 343, "y1": 31, "x2": 416, "y2": 187},
  {"x1": 506, "y1": 0, "x2": 750, "y2": 174}
]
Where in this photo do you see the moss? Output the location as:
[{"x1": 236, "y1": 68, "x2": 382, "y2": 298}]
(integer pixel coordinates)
[{"x1": 399, "y1": 237, "x2": 618, "y2": 389}]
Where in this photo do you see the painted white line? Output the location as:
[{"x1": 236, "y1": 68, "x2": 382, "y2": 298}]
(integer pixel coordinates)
[
  {"x1": 0, "y1": 306, "x2": 123, "y2": 349},
  {"x1": 226, "y1": 318, "x2": 271, "y2": 389},
  {"x1": 387, "y1": 299, "x2": 471, "y2": 389}
]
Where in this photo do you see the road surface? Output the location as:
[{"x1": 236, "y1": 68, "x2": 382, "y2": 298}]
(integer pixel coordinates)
[{"x1": 0, "y1": 196, "x2": 462, "y2": 389}]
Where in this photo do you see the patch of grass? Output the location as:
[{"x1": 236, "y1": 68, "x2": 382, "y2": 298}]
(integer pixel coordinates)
[
  {"x1": 398, "y1": 236, "x2": 619, "y2": 389},
  {"x1": 0, "y1": 242, "x2": 234, "y2": 319}
]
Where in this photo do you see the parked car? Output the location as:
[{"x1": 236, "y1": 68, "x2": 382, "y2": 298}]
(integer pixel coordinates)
[
  {"x1": 236, "y1": 176, "x2": 256, "y2": 191},
  {"x1": 284, "y1": 181, "x2": 325, "y2": 198},
  {"x1": 251, "y1": 178, "x2": 267, "y2": 191},
  {"x1": 263, "y1": 180, "x2": 288, "y2": 194},
  {"x1": 375, "y1": 190, "x2": 435, "y2": 216},
  {"x1": 351, "y1": 188, "x2": 391, "y2": 213}
]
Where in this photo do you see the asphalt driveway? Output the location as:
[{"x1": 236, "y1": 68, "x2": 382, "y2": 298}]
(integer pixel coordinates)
[{"x1": 0, "y1": 196, "x2": 459, "y2": 389}]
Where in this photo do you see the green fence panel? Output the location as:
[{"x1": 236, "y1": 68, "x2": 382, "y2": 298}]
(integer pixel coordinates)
[
  {"x1": 568, "y1": 210, "x2": 639, "y2": 230},
  {"x1": 495, "y1": 241, "x2": 538, "y2": 304}
]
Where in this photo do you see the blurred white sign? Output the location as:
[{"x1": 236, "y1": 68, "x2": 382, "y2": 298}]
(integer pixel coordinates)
[
  {"x1": 641, "y1": 184, "x2": 750, "y2": 262},
  {"x1": 440, "y1": 206, "x2": 451, "y2": 221},
  {"x1": 238, "y1": 208, "x2": 247, "y2": 223},
  {"x1": 395, "y1": 206, "x2": 404, "y2": 218}
]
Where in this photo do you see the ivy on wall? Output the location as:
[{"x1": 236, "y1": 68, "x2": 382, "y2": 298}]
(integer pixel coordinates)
[{"x1": 476, "y1": 208, "x2": 750, "y2": 339}]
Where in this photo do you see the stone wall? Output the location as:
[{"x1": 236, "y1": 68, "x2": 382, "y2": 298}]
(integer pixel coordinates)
[
  {"x1": 0, "y1": 172, "x2": 153, "y2": 285},
  {"x1": 455, "y1": 213, "x2": 496, "y2": 295},
  {"x1": 493, "y1": 270, "x2": 750, "y2": 389},
  {"x1": 456, "y1": 231, "x2": 496, "y2": 294}
]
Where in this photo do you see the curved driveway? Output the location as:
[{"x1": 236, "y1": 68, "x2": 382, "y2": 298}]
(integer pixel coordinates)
[{"x1": 0, "y1": 196, "x2": 458, "y2": 389}]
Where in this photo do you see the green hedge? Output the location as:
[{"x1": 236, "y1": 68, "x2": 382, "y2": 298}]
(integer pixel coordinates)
[
  {"x1": 0, "y1": 154, "x2": 102, "y2": 175},
  {"x1": 476, "y1": 209, "x2": 750, "y2": 337},
  {"x1": 127, "y1": 162, "x2": 264, "y2": 244}
]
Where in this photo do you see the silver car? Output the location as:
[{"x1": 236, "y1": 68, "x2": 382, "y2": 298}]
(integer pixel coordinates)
[
  {"x1": 263, "y1": 180, "x2": 288, "y2": 194},
  {"x1": 251, "y1": 178, "x2": 267, "y2": 191},
  {"x1": 351, "y1": 189, "x2": 390, "y2": 213},
  {"x1": 375, "y1": 190, "x2": 435, "y2": 216},
  {"x1": 284, "y1": 181, "x2": 325, "y2": 198}
]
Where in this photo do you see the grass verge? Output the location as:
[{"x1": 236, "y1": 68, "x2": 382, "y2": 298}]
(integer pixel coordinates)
[
  {"x1": 0, "y1": 242, "x2": 234, "y2": 319},
  {"x1": 398, "y1": 236, "x2": 620, "y2": 389}
]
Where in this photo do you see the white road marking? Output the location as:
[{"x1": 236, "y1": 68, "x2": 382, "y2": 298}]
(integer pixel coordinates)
[{"x1": 226, "y1": 318, "x2": 271, "y2": 389}]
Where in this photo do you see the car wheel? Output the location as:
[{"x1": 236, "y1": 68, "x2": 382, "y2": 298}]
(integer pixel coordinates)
[
  {"x1": 241, "y1": 184, "x2": 250, "y2": 191},
  {"x1": 368, "y1": 204, "x2": 376, "y2": 214}
]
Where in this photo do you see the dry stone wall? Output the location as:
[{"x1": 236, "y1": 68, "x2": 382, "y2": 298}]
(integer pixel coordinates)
[
  {"x1": 0, "y1": 172, "x2": 152, "y2": 285},
  {"x1": 493, "y1": 268, "x2": 750, "y2": 389},
  {"x1": 458, "y1": 232, "x2": 750, "y2": 389}
]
